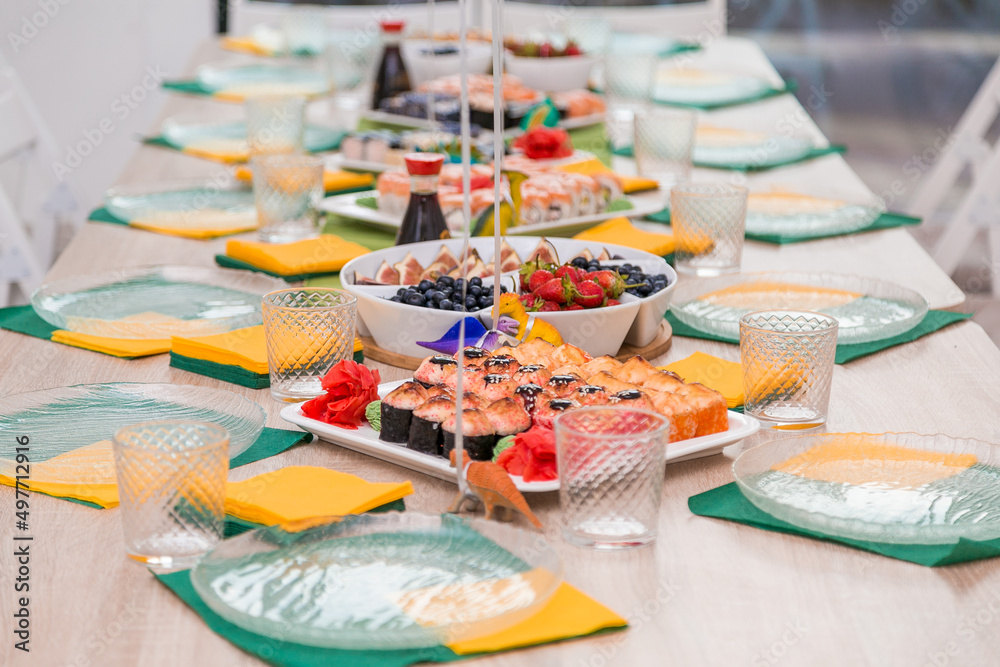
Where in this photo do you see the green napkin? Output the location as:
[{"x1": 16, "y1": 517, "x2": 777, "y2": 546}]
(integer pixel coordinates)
[
  {"x1": 659, "y1": 42, "x2": 701, "y2": 58},
  {"x1": 27, "y1": 428, "x2": 313, "y2": 510},
  {"x1": 163, "y1": 80, "x2": 214, "y2": 96},
  {"x1": 653, "y1": 79, "x2": 795, "y2": 111},
  {"x1": 664, "y1": 309, "x2": 972, "y2": 364},
  {"x1": 645, "y1": 209, "x2": 921, "y2": 245},
  {"x1": 143, "y1": 130, "x2": 345, "y2": 159},
  {"x1": 88, "y1": 207, "x2": 126, "y2": 224},
  {"x1": 689, "y1": 482, "x2": 1000, "y2": 567},
  {"x1": 0, "y1": 305, "x2": 168, "y2": 359},
  {"x1": 613, "y1": 144, "x2": 846, "y2": 172},
  {"x1": 169, "y1": 347, "x2": 364, "y2": 388}
]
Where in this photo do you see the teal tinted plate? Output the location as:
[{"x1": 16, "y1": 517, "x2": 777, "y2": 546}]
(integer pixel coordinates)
[
  {"x1": 190, "y1": 513, "x2": 564, "y2": 649},
  {"x1": 654, "y1": 70, "x2": 771, "y2": 106},
  {"x1": 161, "y1": 120, "x2": 343, "y2": 158},
  {"x1": 744, "y1": 191, "x2": 884, "y2": 239},
  {"x1": 31, "y1": 266, "x2": 284, "y2": 339},
  {"x1": 106, "y1": 184, "x2": 255, "y2": 225},
  {"x1": 195, "y1": 63, "x2": 329, "y2": 96},
  {"x1": 0, "y1": 382, "x2": 265, "y2": 482},
  {"x1": 693, "y1": 134, "x2": 814, "y2": 169}
]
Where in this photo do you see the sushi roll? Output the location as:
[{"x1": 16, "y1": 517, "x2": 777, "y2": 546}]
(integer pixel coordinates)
[
  {"x1": 483, "y1": 354, "x2": 520, "y2": 376},
  {"x1": 457, "y1": 391, "x2": 488, "y2": 411},
  {"x1": 550, "y1": 343, "x2": 593, "y2": 368},
  {"x1": 340, "y1": 133, "x2": 368, "y2": 161},
  {"x1": 461, "y1": 347, "x2": 492, "y2": 368},
  {"x1": 363, "y1": 131, "x2": 396, "y2": 163},
  {"x1": 441, "y1": 408, "x2": 496, "y2": 461},
  {"x1": 562, "y1": 173, "x2": 598, "y2": 216},
  {"x1": 593, "y1": 172, "x2": 624, "y2": 209},
  {"x1": 478, "y1": 373, "x2": 519, "y2": 403},
  {"x1": 581, "y1": 355, "x2": 624, "y2": 378},
  {"x1": 448, "y1": 365, "x2": 488, "y2": 392},
  {"x1": 615, "y1": 356, "x2": 657, "y2": 385},
  {"x1": 507, "y1": 338, "x2": 556, "y2": 366},
  {"x1": 484, "y1": 398, "x2": 532, "y2": 438},
  {"x1": 414, "y1": 355, "x2": 458, "y2": 388},
  {"x1": 534, "y1": 397, "x2": 581, "y2": 429},
  {"x1": 408, "y1": 395, "x2": 456, "y2": 456},
  {"x1": 609, "y1": 389, "x2": 657, "y2": 412},
  {"x1": 518, "y1": 181, "x2": 552, "y2": 226},
  {"x1": 438, "y1": 191, "x2": 466, "y2": 233},
  {"x1": 380, "y1": 381, "x2": 429, "y2": 443},
  {"x1": 376, "y1": 170, "x2": 411, "y2": 215},
  {"x1": 547, "y1": 374, "x2": 585, "y2": 398},
  {"x1": 643, "y1": 371, "x2": 686, "y2": 393},
  {"x1": 512, "y1": 364, "x2": 552, "y2": 386},
  {"x1": 425, "y1": 384, "x2": 453, "y2": 399},
  {"x1": 513, "y1": 383, "x2": 546, "y2": 415},
  {"x1": 586, "y1": 371, "x2": 640, "y2": 395},
  {"x1": 571, "y1": 384, "x2": 610, "y2": 407}
]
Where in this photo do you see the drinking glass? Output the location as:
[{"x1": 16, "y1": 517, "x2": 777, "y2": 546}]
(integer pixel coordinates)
[
  {"x1": 112, "y1": 421, "x2": 228, "y2": 571},
  {"x1": 252, "y1": 153, "x2": 324, "y2": 243},
  {"x1": 564, "y1": 16, "x2": 612, "y2": 55},
  {"x1": 634, "y1": 107, "x2": 697, "y2": 193},
  {"x1": 555, "y1": 407, "x2": 669, "y2": 549},
  {"x1": 604, "y1": 35, "x2": 658, "y2": 148},
  {"x1": 740, "y1": 310, "x2": 839, "y2": 429},
  {"x1": 282, "y1": 7, "x2": 328, "y2": 56},
  {"x1": 262, "y1": 288, "x2": 358, "y2": 402},
  {"x1": 670, "y1": 182, "x2": 748, "y2": 276},
  {"x1": 245, "y1": 95, "x2": 306, "y2": 157}
]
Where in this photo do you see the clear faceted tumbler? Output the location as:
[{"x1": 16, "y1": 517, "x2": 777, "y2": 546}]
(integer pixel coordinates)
[
  {"x1": 262, "y1": 288, "x2": 358, "y2": 402},
  {"x1": 555, "y1": 407, "x2": 668, "y2": 549},
  {"x1": 671, "y1": 182, "x2": 748, "y2": 276},
  {"x1": 634, "y1": 107, "x2": 697, "y2": 193},
  {"x1": 740, "y1": 309, "x2": 839, "y2": 429},
  {"x1": 245, "y1": 95, "x2": 306, "y2": 158},
  {"x1": 252, "y1": 153, "x2": 324, "y2": 243},
  {"x1": 112, "y1": 421, "x2": 229, "y2": 571}
]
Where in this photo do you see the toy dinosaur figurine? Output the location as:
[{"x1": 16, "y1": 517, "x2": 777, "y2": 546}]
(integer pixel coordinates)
[
  {"x1": 448, "y1": 450, "x2": 543, "y2": 529},
  {"x1": 492, "y1": 292, "x2": 564, "y2": 346}
]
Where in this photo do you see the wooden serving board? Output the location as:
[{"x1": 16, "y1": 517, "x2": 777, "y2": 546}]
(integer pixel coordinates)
[{"x1": 361, "y1": 320, "x2": 673, "y2": 370}]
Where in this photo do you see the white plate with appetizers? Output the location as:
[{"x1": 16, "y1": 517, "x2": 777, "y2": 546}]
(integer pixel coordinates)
[
  {"x1": 281, "y1": 379, "x2": 761, "y2": 493},
  {"x1": 321, "y1": 189, "x2": 665, "y2": 237}
]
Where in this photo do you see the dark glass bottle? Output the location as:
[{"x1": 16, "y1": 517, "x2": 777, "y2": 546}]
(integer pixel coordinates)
[
  {"x1": 396, "y1": 153, "x2": 450, "y2": 245},
  {"x1": 372, "y1": 20, "x2": 411, "y2": 111}
]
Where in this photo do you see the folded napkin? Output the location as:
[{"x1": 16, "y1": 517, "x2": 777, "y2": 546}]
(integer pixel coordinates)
[
  {"x1": 226, "y1": 467, "x2": 414, "y2": 529},
  {"x1": 689, "y1": 482, "x2": 1000, "y2": 567},
  {"x1": 0, "y1": 305, "x2": 170, "y2": 358},
  {"x1": 645, "y1": 208, "x2": 922, "y2": 245},
  {"x1": 224, "y1": 235, "x2": 371, "y2": 278},
  {"x1": 573, "y1": 217, "x2": 674, "y2": 257},
  {"x1": 163, "y1": 80, "x2": 330, "y2": 103},
  {"x1": 557, "y1": 158, "x2": 659, "y2": 195},
  {"x1": 0, "y1": 428, "x2": 313, "y2": 509},
  {"x1": 156, "y1": 537, "x2": 627, "y2": 666},
  {"x1": 220, "y1": 35, "x2": 273, "y2": 57},
  {"x1": 87, "y1": 206, "x2": 257, "y2": 240},
  {"x1": 143, "y1": 135, "x2": 246, "y2": 164},
  {"x1": 234, "y1": 165, "x2": 375, "y2": 195},
  {"x1": 661, "y1": 351, "x2": 743, "y2": 408},
  {"x1": 664, "y1": 309, "x2": 973, "y2": 364},
  {"x1": 614, "y1": 143, "x2": 846, "y2": 172}
]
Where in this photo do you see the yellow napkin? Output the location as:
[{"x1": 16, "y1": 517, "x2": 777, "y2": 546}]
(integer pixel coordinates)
[
  {"x1": 558, "y1": 158, "x2": 659, "y2": 194},
  {"x1": 50, "y1": 330, "x2": 170, "y2": 358},
  {"x1": 220, "y1": 35, "x2": 272, "y2": 57},
  {"x1": 235, "y1": 166, "x2": 375, "y2": 194},
  {"x1": 0, "y1": 440, "x2": 120, "y2": 507},
  {"x1": 225, "y1": 466, "x2": 414, "y2": 529},
  {"x1": 448, "y1": 582, "x2": 628, "y2": 654},
  {"x1": 129, "y1": 210, "x2": 258, "y2": 239},
  {"x1": 171, "y1": 325, "x2": 270, "y2": 374},
  {"x1": 574, "y1": 217, "x2": 675, "y2": 257},
  {"x1": 225, "y1": 235, "x2": 370, "y2": 276},
  {"x1": 213, "y1": 83, "x2": 329, "y2": 103},
  {"x1": 662, "y1": 351, "x2": 744, "y2": 408},
  {"x1": 181, "y1": 138, "x2": 248, "y2": 164}
]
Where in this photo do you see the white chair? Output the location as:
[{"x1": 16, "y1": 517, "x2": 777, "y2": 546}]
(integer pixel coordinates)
[
  {"x1": 907, "y1": 55, "x2": 1000, "y2": 294},
  {"x1": 0, "y1": 54, "x2": 75, "y2": 306}
]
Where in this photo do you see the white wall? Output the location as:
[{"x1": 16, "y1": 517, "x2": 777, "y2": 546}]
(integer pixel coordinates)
[{"x1": 0, "y1": 0, "x2": 213, "y2": 229}]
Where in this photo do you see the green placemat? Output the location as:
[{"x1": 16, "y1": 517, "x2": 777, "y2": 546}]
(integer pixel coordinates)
[
  {"x1": 614, "y1": 144, "x2": 846, "y2": 172},
  {"x1": 88, "y1": 207, "x2": 127, "y2": 225},
  {"x1": 654, "y1": 79, "x2": 795, "y2": 111},
  {"x1": 664, "y1": 309, "x2": 972, "y2": 364},
  {"x1": 170, "y1": 347, "x2": 364, "y2": 388},
  {"x1": 163, "y1": 80, "x2": 216, "y2": 96},
  {"x1": 689, "y1": 482, "x2": 1000, "y2": 567},
  {"x1": 0, "y1": 305, "x2": 166, "y2": 359},
  {"x1": 645, "y1": 209, "x2": 922, "y2": 245}
]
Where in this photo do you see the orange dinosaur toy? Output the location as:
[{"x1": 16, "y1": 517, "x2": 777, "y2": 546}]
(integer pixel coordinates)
[{"x1": 448, "y1": 451, "x2": 543, "y2": 529}]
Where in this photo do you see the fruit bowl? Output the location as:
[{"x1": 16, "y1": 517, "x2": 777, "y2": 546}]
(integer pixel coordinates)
[
  {"x1": 504, "y1": 52, "x2": 597, "y2": 93},
  {"x1": 401, "y1": 41, "x2": 494, "y2": 87},
  {"x1": 340, "y1": 237, "x2": 676, "y2": 358}
]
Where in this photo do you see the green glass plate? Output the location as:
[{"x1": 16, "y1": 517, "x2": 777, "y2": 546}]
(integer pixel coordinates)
[
  {"x1": 195, "y1": 62, "x2": 329, "y2": 96},
  {"x1": 161, "y1": 119, "x2": 343, "y2": 157},
  {"x1": 654, "y1": 70, "x2": 772, "y2": 106},
  {"x1": 106, "y1": 183, "x2": 255, "y2": 225}
]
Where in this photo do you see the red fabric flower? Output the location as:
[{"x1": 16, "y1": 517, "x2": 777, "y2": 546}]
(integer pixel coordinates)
[
  {"x1": 497, "y1": 424, "x2": 557, "y2": 482},
  {"x1": 301, "y1": 360, "x2": 381, "y2": 429},
  {"x1": 512, "y1": 127, "x2": 573, "y2": 160}
]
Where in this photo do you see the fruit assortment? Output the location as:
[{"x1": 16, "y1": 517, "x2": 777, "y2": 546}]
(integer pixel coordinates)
[
  {"x1": 353, "y1": 239, "x2": 522, "y2": 285},
  {"x1": 505, "y1": 38, "x2": 585, "y2": 58}
]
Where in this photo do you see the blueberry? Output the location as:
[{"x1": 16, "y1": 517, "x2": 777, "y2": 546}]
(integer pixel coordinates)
[
  {"x1": 439, "y1": 299, "x2": 454, "y2": 310},
  {"x1": 440, "y1": 287, "x2": 453, "y2": 298},
  {"x1": 405, "y1": 293, "x2": 426, "y2": 307},
  {"x1": 478, "y1": 295, "x2": 492, "y2": 308},
  {"x1": 653, "y1": 274, "x2": 667, "y2": 282},
  {"x1": 390, "y1": 296, "x2": 402, "y2": 302},
  {"x1": 454, "y1": 278, "x2": 465, "y2": 289},
  {"x1": 572, "y1": 257, "x2": 588, "y2": 268},
  {"x1": 629, "y1": 272, "x2": 642, "y2": 282},
  {"x1": 418, "y1": 279, "x2": 434, "y2": 292},
  {"x1": 437, "y1": 276, "x2": 455, "y2": 287},
  {"x1": 426, "y1": 300, "x2": 439, "y2": 308},
  {"x1": 626, "y1": 277, "x2": 639, "y2": 286},
  {"x1": 636, "y1": 284, "x2": 652, "y2": 297},
  {"x1": 426, "y1": 290, "x2": 444, "y2": 303},
  {"x1": 465, "y1": 296, "x2": 479, "y2": 310},
  {"x1": 469, "y1": 276, "x2": 482, "y2": 287},
  {"x1": 396, "y1": 288, "x2": 407, "y2": 296},
  {"x1": 612, "y1": 254, "x2": 625, "y2": 260},
  {"x1": 469, "y1": 285, "x2": 482, "y2": 297},
  {"x1": 499, "y1": 286, "x2": 508, "y2": 293},
  {"x1": 622, "y1": 264, "x2": 633, "y2": 272}
]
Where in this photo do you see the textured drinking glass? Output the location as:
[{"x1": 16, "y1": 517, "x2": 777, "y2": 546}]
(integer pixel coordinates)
[
  {"x1": 556, "y1": 408, "x2": 669, "y2": 549},
  {"x1": 671, "y1": 182, "x2": 748, "y2": 276},
  {"x1": 262, "y1": 288, "x2": 358, "y2": 402},
  {"x1": 564, "y1": 16, "x2": 612, "y2": 55},
  {"x1": 112, "y1": 421, "x2": 228, "y2": 571},
  {"x1": 634, "y1": 108, "x2": 697, "y2": 193},
  {"x1": 282, "y1": 7, "x2": 328, "y2": 55},
  {"x1": 246, "y1": 95, "x2": 306, "y2": 157},
  {"x1": 604, "y1": 36, "x2": 657, "y2": 148},
  {"x1": 740, "y1": 310, "x2": 839, "y2": 429},
  {"x1": 252, "y1": 154, "x2": 324, "y2": 243}
]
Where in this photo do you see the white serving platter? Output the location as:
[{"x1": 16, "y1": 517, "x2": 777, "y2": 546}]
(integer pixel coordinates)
[
  {"x1": 280, "y1": 379, "x2": 761, "y2": 493},
  {"x1": 360, "y1": 109, "x2": 606, "y2": 132}
]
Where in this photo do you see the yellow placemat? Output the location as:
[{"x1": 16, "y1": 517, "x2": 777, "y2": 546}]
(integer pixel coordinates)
[
  {"x1": 574, "y1": 217, "x2": 675, "y2": 257},
  {"x1": 225, "y1": 235, "x2": 371, "y2": 277},
  {"x1": 662, "y1": 351, "x2": 743, "y2": 408}
]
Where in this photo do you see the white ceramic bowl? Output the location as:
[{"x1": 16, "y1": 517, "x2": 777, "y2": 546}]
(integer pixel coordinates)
[
  {"x1": 401, "y1": 41, "x2": 494, "y2": 87},
  {"x1": 340, "y1": 237, "x2": 677, "y2": 358},
  {"x1": 503, "y1": 52, "x2": 597, "y2": 93}
]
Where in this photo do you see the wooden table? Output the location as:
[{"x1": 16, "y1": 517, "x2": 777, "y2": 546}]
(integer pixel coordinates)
[{"x1": 4, "y1": 38, "x2": 1000, "y2": 666}]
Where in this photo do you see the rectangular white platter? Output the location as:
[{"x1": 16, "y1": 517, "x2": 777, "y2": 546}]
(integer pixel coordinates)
[
  {"x1": 320, "y1": 189, "x2": 666, "y2": 237},
  {"x1": 280, "y1": 379, "x2": 761, "y2": 494},
  {"x1": 360, "y1": 109, "x2": 606, "y2": 132}
]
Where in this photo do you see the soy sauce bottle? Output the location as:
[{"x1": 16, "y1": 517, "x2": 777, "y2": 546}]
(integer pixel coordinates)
[
  {"x1": 396, "y1": 153, "x2": 450, "y2": 245},
  {"x1": 372, "y1": 20, "x2": 411, "y2": 111}
]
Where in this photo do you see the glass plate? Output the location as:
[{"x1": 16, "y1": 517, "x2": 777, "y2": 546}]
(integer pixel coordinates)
[
  {"x1": 0, "y1": 383, "x2": 265, "y2": 484},
  {"x1": 745, "y1": 191, "x2": 883, "y2": 238},
  {"x1": 31, "y1": 266, "x2": 285, "y2": 339},
  {"x1": 190, "y1": 512, "x2": 564, "y2": 649},
  {"x1": 195, "y1": 63, "x2": 329, "y2": 96},
  {"x1": 654, "y1": 70, "x2": 772, "y2": 106},
  {"x1": 734, "y1": 432, "x2": 1000, "y2": 545},
  {"x1": 693, "y1": 132, "x2": 814, "y2": 169},
  {"x1": 669, "y1": 272, "x2": 929, "y2": 344},
  {"x1": 161, "y1": 120, "x2": 343, "y2": 156},
  {"x1": 106, "y1": 182, "x2": 256, "y2": 226}
]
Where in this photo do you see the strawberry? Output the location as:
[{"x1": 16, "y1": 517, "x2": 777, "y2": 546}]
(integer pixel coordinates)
[
  {"x1": 607, "y1": 298, "x2": 621, "y2": 307},
  {"x1": 538, "y1": 300, "x2": 561, "y2": 312},
  {"x1": 520, "y1": 293, "x2": 538, "y2": 310},
  {"x1": 539, "y1": 42, "x2": 553, "y2": 58},
  {"x1": 573, "y1": 280, "x2": 606, "y2": 308},
  {"x1": 527, "y1": 268, "x2": 554, "y2": 293},
  {"x1": 565, "y1": 43, "x2": 582, "y2": 57},
  {"x1": 588, "y1": 270, "x2": 626, "y2": 298},
  {"x1": 565, "y1": 303, "x2": 584, "y2": 310},
  {"x1": 534, "y1": 276, "x2": 574, "y2": 304},
  {"x1": 553, "y1": 265, "x2": 576, "y2": 282}
]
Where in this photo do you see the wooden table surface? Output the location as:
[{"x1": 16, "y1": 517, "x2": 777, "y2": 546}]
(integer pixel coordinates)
[{"x1": 3, "y1": 38, "x2": 999, "y2": 667}]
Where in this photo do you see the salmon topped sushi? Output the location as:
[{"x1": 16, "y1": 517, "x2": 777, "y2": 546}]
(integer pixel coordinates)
[
  {"x1": 609, "y1": 389, "x2": 657, "y2": 412},
  {"x1": 441, "y1": 408, "x2": 496, "y2": 461},
  {"x1": 376, "y1": 170, "x2": 410, "y2": 215},
  {"x1": 414, "y1": 355, "x2": 458, "y2": 388},
  {"x1": 547, "y1": 374, "x2": 585, "y2": 398},
  {"x1": 534, "y1": 397, "x2": 581, "y2": 429},
  {"x1": 513, "y1": 383, "x2": 546, "y2": 415},
  {"x1": 380, "y1": 381, "x2": 429, "y2": 443},
  {"x1": 484, "y1": 398, "x2": 532, "y2": 437},
  {"x1": 477, "y1": 373, "x2": 519, "y2": 403},
  {"x1": 570, "y1": 384, "x2": 610, "y2": 406},
  {"x1": 408, "y1": 395, "x2": 456, "y2": 455},
  {"x1": 461, "y1": 347, "x2": 491, "y2": 368},
  {"x1": 512, "y1": 364, "x2": 552, "y2": 386},
  {"x1": 483, "y1": 354, "x2": 520, "y2": 376}
]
